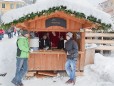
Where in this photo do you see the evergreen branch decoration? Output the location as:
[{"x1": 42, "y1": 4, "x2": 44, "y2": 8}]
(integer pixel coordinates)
[
  {"x1": 87, "y1": 15, "x2": 97, "y2": 22},
  {"x1": 1, "y1": 5, "x2": 112, "y2": 30}
]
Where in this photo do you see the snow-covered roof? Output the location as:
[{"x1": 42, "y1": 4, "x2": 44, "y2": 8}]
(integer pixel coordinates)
[
  {"x1": 1, "y1": 0, "x2": 113, "y2": 27},
  {"x1": 0, "y1": 0, "x2": 25, "y2": 2}
]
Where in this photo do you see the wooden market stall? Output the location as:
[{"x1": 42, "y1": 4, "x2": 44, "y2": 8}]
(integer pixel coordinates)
[{"x1": 15, "y1": 11, "x2": 95, "y2": 77}]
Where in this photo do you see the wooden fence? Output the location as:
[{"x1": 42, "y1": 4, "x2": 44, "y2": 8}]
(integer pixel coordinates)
[{"x1": 85, "y1": 31, "x2": 114, "y2": 51}]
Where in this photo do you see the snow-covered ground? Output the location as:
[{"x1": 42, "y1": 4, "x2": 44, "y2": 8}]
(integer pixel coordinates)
[{"x1": 0, "y1": 35, "x2": 114, "y2": 86}]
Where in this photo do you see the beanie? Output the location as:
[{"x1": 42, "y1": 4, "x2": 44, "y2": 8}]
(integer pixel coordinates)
[{"x1": 66, "y1": 32, "x2": 73, "y2": 38}]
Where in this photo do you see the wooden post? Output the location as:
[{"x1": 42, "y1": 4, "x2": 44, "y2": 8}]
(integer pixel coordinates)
[
  {"x1": 73, "y1": 32, "x2": 80, "y2": 71},
  {"x1": 80, "y1": 32, "x2": 85, "y2": 72}
]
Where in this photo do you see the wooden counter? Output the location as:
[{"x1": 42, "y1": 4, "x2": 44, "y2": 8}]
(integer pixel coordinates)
[{"x1": 28, "y1": 50, "x2": 84, "y2": 71}]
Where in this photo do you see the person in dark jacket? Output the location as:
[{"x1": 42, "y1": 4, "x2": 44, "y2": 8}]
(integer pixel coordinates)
[
  {"x1": 39, "y1": 34, "x2": 51, "y2": 49},
  {"x1": 7, "y1": 28, "x2": 12, "y2": 38},
  {"x1": 10, "y1": 26, "x2": 14, "y2": 38},
  {"x1": 65, "y1": 32, "x2": 78, "y2": 85},
  {"x1": 57, "y1": 36, "x2": 64, "y2": 49}
]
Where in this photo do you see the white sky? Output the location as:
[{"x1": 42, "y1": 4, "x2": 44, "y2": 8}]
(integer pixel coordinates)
[{"x1": 86, "y1": 0, "x2": 107, "y2": 7}]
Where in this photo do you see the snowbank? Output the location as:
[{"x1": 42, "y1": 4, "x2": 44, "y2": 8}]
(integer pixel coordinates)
[{"x1": 90, "y1": 53, "x2": 114, "y2": 83}]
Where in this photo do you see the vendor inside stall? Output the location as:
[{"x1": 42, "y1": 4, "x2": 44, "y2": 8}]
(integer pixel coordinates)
[
  {"x1": 57, "y1": 36, "x2": 65, "y2": 49},
  {"x1": 39, "y1": 34, "x2": 51, "y2": 50},
  {"x1": 31, "y1": 32, "x2": 67, "y2": 50}
]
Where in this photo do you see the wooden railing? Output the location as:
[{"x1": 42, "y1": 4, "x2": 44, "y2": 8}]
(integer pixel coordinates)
[{"x1": 85, "y1": 32, "x2": 114, "y2": 51}]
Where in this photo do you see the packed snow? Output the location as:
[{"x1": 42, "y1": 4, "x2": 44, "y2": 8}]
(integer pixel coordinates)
[
  {"x1": 0, "y1": 35, "x2": 114, "y2": 86},
  {"x1": 2, "y1": 0, "x2": 113, "y2": 26}
]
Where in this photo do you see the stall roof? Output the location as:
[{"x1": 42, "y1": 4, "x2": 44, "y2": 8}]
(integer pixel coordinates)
[{"x1": 1, "y1": 0, "x2": 113, "y2": 28}]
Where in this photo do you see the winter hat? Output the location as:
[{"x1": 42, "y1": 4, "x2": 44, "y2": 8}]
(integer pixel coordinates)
[
  {"x1": 20, "y1": 30, "x2": 29, "y2": 36},
  {"x1": 66, "y1": 32, "x2": 73, "y2": 38}
]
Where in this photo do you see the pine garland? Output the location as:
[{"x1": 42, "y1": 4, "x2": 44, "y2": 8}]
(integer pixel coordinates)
[{"x1": 1, "y1": 5, "x2": 112, "y2": 30}]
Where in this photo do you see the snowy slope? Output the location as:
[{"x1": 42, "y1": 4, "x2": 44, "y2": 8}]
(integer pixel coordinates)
[
  {"x1": 0, "y1": 36, "x2": 114, "y2": 86},
  {"x1": 1, "y1": 0, "x2": 113, "y2": 25}
]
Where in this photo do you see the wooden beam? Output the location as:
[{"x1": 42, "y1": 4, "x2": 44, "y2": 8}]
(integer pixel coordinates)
[
  {"x1": 85, "y1": 39, "x2": 114, "y2": 44},
  {"x1": 38, "y1": 71, "x2": 57, "y2": 77},
  {"x1": 35, "y1": 72, "x2": 84, "y2": 78},
  {"x1": 16, "y1": 22, "x2": 28, "y2": 29},
  {"x1": 33, "y1": 27, "x2": 80, "y2": 32},
  {"x1": 26, "y1": 72, "x2": 36, "y2": 77},
  {"x1": 86, "y1": 33, "x2": 114, "y2": 37},
  {"x1": 96, "y1": 46, "x2": 114, "y2": 50},
  {"x1": 35, "y1": 74, "x2": 48, "y2": 78},
  {"x1": 82, "y1": 20, "x2": 94, "y2": 29}
]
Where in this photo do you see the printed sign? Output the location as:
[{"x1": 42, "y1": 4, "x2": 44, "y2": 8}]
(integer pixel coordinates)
[{"x1": 45, "y1": 17, "x2": 66, "y2": 28}]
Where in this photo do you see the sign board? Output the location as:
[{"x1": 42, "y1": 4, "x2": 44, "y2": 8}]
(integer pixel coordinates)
[{"x1": 45, "y1": 17, "x2": 66, "y2": 28}]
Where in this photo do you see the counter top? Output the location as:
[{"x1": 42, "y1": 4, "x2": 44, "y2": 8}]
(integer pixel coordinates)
[{"x1": 30, "y1": 49, "x2": 84, "y2": 54}]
